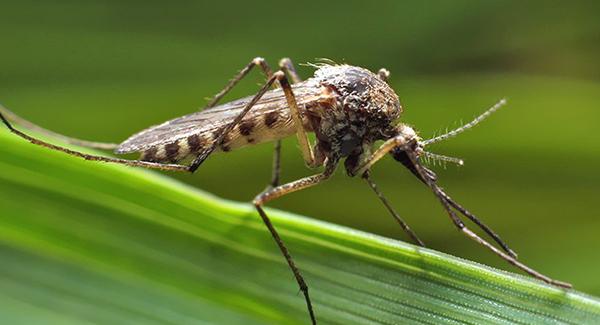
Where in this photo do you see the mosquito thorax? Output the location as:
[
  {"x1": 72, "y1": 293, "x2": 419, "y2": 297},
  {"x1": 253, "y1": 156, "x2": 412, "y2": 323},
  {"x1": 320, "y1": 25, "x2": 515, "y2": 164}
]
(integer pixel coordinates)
[
  {"x1": 312, "y1": 64, "x2": 402, "y2": 122},
  {"x1": 307, "y1": 64, "x2": 403, "y2": 162}
]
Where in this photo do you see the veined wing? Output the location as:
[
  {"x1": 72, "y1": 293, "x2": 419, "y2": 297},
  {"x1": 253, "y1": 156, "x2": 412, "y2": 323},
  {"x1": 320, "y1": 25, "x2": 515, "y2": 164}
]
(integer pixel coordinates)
[{"x1": 115, "y1": 81, "x2": 325, "y2": 156}]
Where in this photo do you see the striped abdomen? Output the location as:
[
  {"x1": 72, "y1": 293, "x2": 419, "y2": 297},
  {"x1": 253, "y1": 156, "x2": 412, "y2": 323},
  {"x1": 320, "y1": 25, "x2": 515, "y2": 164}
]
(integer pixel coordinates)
[
  {"x1": 115, "y1": 78, "x2": 328, "y2": 163},
  {"x1": 137, "y1": 111, "x2": 297, "y2": 163},
  {"x1": 140, "y1": 133, "x2": 206, "y2": 163}
]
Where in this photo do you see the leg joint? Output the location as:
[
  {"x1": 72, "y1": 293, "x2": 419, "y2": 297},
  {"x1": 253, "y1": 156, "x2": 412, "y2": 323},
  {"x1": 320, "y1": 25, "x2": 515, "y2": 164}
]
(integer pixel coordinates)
[
  {"x1": 273, "y1": 70, "x2": 286, "y2": 80},
  {"x1": 279, "y1": 57, "x2": 291, "y2": 67},
  {"x1": 453, "y1": 217, "x2": 466, "y2": 229},
  {"x1": 252, "y1": 57, "x2": 265, "y2": 66}
]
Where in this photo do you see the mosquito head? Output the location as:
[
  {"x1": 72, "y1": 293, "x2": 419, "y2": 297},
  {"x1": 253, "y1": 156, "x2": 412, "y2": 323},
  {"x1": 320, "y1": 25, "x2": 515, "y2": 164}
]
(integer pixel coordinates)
[
  {"x1": 389, "y1": 99, "x2": 507, "y2": 172},
  {"x1": 387, "y1": 127, "x2": 439, "y2": 181},
  {"x1": 386, "y1": 123, "x2": 426, "y2": 174},
  {"x1": 386, "y1": 124, "x2": 457, "y2": 182}
]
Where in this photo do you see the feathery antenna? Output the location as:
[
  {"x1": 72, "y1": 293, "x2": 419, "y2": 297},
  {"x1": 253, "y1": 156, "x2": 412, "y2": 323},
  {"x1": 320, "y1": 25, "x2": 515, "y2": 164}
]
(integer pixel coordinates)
[
  {"x1": 423, "y1": 98, "x2": 507, "y2": 146},
  {"x1": 422, "y1": 151, "x2": 464, "y2": 166}
]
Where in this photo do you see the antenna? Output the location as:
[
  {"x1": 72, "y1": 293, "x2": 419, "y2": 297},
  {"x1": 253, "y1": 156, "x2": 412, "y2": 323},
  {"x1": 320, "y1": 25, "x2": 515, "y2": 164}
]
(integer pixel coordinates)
[
  {"x1": 422, "y1": 151, "x2": 464, "y2": 166},
  {"x1": 423, "y1": 98, "x2": 507, "y2": 146}
]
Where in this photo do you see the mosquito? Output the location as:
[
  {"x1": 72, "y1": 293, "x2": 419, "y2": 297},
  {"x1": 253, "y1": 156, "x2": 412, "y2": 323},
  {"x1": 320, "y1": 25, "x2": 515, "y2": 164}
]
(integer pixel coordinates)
[{"x1": 0, "y1": 57, "x2": 571, "y2": 324}]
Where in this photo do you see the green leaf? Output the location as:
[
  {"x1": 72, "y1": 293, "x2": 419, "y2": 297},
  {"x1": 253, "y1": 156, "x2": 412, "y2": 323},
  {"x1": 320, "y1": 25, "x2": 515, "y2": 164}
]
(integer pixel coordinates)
[{"x1": 0, "y1": 129, "x2": 599, "y2": 325}]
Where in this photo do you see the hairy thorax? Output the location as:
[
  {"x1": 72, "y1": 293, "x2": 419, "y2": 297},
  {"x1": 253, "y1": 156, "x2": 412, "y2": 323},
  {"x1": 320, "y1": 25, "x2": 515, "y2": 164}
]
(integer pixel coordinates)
[{"x1": 304, "y1": 64, "x2": 402, "y2": 165}]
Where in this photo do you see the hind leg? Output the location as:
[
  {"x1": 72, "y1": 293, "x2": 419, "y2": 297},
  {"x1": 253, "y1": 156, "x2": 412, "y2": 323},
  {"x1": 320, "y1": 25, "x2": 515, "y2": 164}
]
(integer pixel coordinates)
[
  {"x1": 0, "y1": 104, "x2": 118, "y2": 150},
  {"x1": 0, "y1": 112, "x2": 191, "y2": 172},
  {"x1": 203, "y1": 57, "x2": 277, "y2": 109}
]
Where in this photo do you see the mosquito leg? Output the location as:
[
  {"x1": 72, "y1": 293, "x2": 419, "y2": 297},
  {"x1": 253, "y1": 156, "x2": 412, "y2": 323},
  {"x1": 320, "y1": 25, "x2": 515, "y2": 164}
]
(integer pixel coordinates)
[
  {"x1": 0, "y1": 112, "x2": 193, "y2": 172},
  {"x1": 0, "y1": 57, "x2": 277, "y2": 151},
  {"x1": 436, "y1": 187, "x2": 518, "y2": 258},
  {"x1": 201, "y1": 57, "x2": 310, "y2": 184},
  {"x1": 0, "y1": 104, "x2": 118, "y2": 150},
  {"x1": 268, "y1": 139, "x2": 283, "y2": 188},
  {"x1": 352, "y1": 133, "x2": 412, "y2": 176},
  {"x1": 191, "y1": 69, "x2": 315, "y2": 173},
  {"x1": 394, "y1": 149, "x2": 517, "y2": 258},
  {"x1": 377, "y1": 68, "x2": 391, "y2": 82},
  {"x1": 353, "y1": 133, "x2": 518, "y2": 256},
  {"x1": 405, "y1": 150, "x2": 572, "y2": 288},
  {"x1": 204, "y1": 57, "x2": 277, "y2": 109},
  {"x1": 0, "y1": 58, "x2": 279, "y2": 173},
  {"x1": 277, "y1": 71, "x2": 315, "y2": 168},
  {"x1": 279, "y1": 57, "x2": 302, "y2": 83},
  {"x1": 267, "y1": 58, "x2": 303, "y2": 188},
  {"x1": 254, "y1": 161, "x2": 338, "y2": 325},
  {"x1": 363, "y1": 172, "x2": 425, "y2": 247},
  {"x1": 202, "y1": 57, "x2": 298, "y2": 188},
  {"x1": 189, "y1": 72, "x2": 282, "y2": 171}
]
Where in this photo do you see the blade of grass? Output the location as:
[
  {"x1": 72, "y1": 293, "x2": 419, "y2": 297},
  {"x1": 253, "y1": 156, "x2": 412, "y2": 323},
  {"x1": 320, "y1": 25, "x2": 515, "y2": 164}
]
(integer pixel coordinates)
[{"x1": 0, "y1": 129, "x2": 599, "y2": 325}]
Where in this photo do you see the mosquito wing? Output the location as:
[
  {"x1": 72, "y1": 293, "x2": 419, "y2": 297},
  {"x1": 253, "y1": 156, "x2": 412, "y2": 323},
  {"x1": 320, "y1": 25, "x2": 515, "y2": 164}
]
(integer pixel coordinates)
[{"x1": 115, "y1": 82, "x2": 324, "y2": 160}]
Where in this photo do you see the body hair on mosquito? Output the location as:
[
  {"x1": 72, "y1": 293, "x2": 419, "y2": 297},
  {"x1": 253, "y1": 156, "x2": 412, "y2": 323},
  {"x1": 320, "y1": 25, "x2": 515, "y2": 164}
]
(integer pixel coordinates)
[{"x1": 302, "y1": 58, "x2": 342, "y2": 70}]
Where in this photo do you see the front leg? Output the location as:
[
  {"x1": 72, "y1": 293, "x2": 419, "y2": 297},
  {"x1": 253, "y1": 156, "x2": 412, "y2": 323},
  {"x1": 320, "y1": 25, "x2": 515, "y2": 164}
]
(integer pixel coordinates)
[
  {"x1": 351, "y1": 134, "x2": 412, "y2": 177},
  {"x1": 253, "y1": 160, "x2": 338, "y2": 325}
]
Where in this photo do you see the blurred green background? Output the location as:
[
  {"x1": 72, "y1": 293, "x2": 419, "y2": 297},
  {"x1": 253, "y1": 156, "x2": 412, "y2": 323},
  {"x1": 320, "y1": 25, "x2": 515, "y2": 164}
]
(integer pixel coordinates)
[{"x1": 1, "y1": 0, "x2": 599, "y2": 296}]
